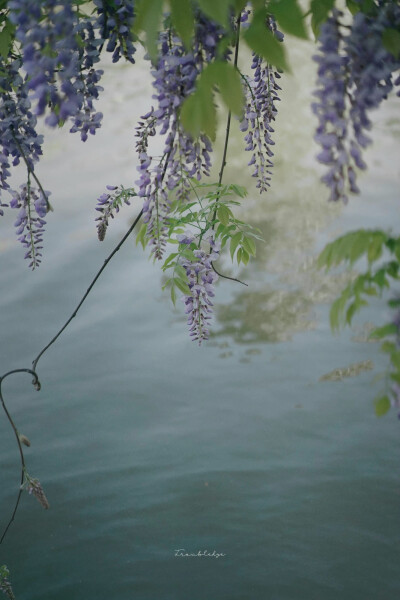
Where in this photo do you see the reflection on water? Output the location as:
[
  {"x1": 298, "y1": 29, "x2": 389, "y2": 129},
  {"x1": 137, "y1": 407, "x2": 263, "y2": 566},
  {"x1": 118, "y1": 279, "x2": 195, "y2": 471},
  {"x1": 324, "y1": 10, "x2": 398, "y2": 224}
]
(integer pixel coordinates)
[{"x1": 214, "y1": 287, "x2": 315, "y2": 343}]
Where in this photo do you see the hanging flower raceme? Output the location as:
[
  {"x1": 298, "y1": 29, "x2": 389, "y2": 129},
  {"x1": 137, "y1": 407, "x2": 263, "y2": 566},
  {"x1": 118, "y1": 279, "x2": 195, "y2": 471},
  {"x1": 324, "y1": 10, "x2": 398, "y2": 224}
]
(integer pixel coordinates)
[
  {"x1": 95, "y1": 185, "x2": 136, "y2": 241},
  {"x1": 312, "y1": 3, "x2": 400, "y2": 202},
  {"x1": 239, "y1": 16, "x2": 282, "y2": 192},
  {"x1": 178, "y1": 235, "x2": 221, "y2": 344},
  {"x1": 93, "y1": 0, "x2": 136, "y2": 63},
  {"x1": 0, "y1": 58, "x2": 44, "y2": 202},
  {"x1": 21, "y1": 471, "x2": 50, "y2": 509},
  {"x1": 9, "y1": 0, "x2": 104, "y2": 140},
  {"x1": 9, "y1": 183, "x2": 49, "y2": 269},
  {"x1": 135, "y1": 24, "x2": 219, "y2": 259}
]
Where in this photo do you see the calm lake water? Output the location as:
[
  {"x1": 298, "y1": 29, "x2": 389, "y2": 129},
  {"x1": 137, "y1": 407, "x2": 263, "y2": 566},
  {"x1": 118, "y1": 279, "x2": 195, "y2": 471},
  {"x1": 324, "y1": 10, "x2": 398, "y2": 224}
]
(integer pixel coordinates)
[{"x1": 0, "y1": 36, "x2": 399, "y2": 600}]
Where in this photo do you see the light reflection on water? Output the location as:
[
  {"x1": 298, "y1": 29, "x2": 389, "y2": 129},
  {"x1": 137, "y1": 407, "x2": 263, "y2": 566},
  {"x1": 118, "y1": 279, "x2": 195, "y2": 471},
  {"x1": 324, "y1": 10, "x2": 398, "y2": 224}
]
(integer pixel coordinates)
[{"x1": 0, "y1": 39, "x2": 399, "y2": 600}]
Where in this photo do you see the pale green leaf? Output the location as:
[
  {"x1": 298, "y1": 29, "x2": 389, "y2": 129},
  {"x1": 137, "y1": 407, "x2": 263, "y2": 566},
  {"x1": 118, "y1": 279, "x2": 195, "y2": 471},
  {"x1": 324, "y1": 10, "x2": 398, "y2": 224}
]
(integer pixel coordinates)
[
  {"x1": 217, "y1": 204, "x2": 230, "y2": 226},
  {"x1": 230, "y1": 231, "x2": 242, "y2": 260},
  {"x1": 374, "y1": 395, "x2": 390, "y2": 417}
]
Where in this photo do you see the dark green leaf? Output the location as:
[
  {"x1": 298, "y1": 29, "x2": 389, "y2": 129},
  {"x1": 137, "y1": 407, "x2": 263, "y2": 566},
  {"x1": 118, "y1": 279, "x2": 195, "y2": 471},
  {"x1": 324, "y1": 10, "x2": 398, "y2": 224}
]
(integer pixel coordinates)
[
  {"x1": 244, "y1": 9, "x2": 291, "y2": 72},
  {"x1": 180, "y1": 79, "x2": 216, "y2": 139},
  {"x1": 170, "y1": 0, "x2": 195, "y2": 49},
  {"x1": 310, "y1": 0, "x2": 334, "y2": 38},
  {"x1": 207, "y1": 61, "x2": 244, "y2": 116},
  {"x1": 269, "y1": 0, "x2": 308, "y2": 40},
  {"x1": 0, "y1": 20, "x2": 15, "y2": 58},
  {"x1": 234, "y1": 0, "x2": 248, "y2": 13},
  {"x1": 383, "y1": 28, "x2": 400, "y2": 58},
  {"x1": 196, "y1": 0, "x2": 231, "y2": 27},
  {"x1": 346, "y1": 0, "x2": 361, "y2": 15}
]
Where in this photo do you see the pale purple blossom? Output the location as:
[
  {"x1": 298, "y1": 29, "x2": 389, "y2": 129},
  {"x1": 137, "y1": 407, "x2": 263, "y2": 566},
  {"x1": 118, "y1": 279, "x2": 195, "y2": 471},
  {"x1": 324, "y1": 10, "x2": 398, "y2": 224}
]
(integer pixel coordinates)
[{"x1": 180, "y1": 237, "x2": 221, "y2": 344}]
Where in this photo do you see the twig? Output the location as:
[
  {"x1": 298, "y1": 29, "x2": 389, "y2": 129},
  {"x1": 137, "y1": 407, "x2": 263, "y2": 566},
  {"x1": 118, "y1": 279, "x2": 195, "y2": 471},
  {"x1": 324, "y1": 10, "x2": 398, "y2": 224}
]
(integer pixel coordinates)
[
  {"x1": 32, "y1": 209, "x2": 143, "y2": 371},
  {"x1": 212, "y1": 263, "x2": 248, "y2": 286}
]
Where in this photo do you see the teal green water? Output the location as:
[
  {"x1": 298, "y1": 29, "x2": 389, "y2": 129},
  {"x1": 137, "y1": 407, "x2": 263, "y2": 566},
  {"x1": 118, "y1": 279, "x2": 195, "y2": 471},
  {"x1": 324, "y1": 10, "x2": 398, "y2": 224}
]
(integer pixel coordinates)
[{"x1": 0, "y1": 41, "x2": 399, "y2": 599}]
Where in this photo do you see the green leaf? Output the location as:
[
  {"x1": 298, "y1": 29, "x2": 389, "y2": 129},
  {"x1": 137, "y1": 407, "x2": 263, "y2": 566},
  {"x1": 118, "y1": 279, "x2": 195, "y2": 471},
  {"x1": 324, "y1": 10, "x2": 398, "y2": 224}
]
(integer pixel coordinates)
[
  {"x1": 170, "y1": 284, "x2": 177, "y2": 305},
  {"x1": 244, "y1": 9, "x2": 290, "y2": 72},
  {"x1": 230, "y1": 231, "x2": 242, "y2": 260},
  {"x1": 196, "y1": 0, "x2": 231, "y2": 26},
  {"x1": 133, "y1": 0, "x2": 163, "y2": 62},
  {"x1": 0, "y1": 20, "x2": 15, "y2": 58},
  {"x1": 234, "y1": 0, "x2": 248, "y2": 13},
  {"x1": 310, "y1": 0, "x2": 334, "y2": 38},
  {"x1": 345, "y1": 0, "x2": 361, "y2": 15},
  {"x1": 367, "y1": 235, "x2": 384, "y2": 264},
  {"x1": 345, "y1": 301, "x2": 358, "y2": 325},
  {"x1": 369, "y1": 323, "x2": 398, "y2": 340},
  {"x1": 217, "y1": 204, "x2": 230, "y2": 226},
  {"x1": 174, "y1": 264, "x2": 187, "y2": 279},
  {"x1": 242, "y1": 235, "x2": 256, "y2": 256},
  {"x1": 230, "y1": 183, "x2": 247, "y2": 198},
  {"x1": 206, "y1": 61, "x2": 244, "y2": 116},
  {"x1": 269, "y1": 0, "x2": 308, "y2": 40},
  {"x1": 174, "y1": 277, "x2": 191, "y2": 295},
  {"x1": 170, "y1": 0, "x2": 194, "y2": 49},
  {"x1": 135, "y1": 223, "x2": 147, "y2": 249},
  {"x1": 381, "y1": 341, "x2": 396, "y2": 355},
  {"x1": 162, "y1": 252, "x2": 178, "y2": 270},
  {"x1": 373, "y1": 268, "x2": 389, "y2": 290},
  {"x1": 241, "y1": 248, "x2": 250, "y2": 265},
  {"x1": 374, "y1": 395, "x2": 391, "y2": 417},
  {"x1": 180, "y1": 77, "x2": 216, "y2": 139},
  {"x1": 382, "y1": 28, "x2": 400, "y2": 59},
  {"x1": 329, "y1": 285, "x2": 352, "y2": 331}
]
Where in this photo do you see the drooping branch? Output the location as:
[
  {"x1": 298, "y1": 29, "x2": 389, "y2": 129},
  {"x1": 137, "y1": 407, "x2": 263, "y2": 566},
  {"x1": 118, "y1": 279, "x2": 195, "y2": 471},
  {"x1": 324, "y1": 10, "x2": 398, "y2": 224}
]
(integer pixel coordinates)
[
  {"x1": 0, "y1": 369, "x2": 40, "y2": 545},
  {"x1": 32, "y1": 209, "x2": 143, "y2": 371}
]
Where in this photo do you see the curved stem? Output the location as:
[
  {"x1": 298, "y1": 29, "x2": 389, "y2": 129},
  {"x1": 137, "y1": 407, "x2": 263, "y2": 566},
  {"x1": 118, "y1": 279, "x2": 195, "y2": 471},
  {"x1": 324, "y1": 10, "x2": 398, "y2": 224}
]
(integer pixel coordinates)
[
  {"x1": 0, "y1": 369, "x2": 39, "y2": 545},
  {"x1": 212, "y1": 263, "x2": 248, "y2": 286},
  {"x1": 32, "y1": 209, "x2": 143, "y2": 371}
]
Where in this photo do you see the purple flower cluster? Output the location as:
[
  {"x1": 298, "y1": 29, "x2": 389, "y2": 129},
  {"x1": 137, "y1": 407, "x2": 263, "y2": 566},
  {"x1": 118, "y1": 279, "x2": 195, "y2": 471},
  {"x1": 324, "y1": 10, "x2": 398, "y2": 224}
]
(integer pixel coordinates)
[
  {"x1": 0, "y1": 58, "x2": 44, "y2": 202},
  {"x1": 135, "y1": 24, "x2": 220, "y2": 259},
  {"x1": 313, "y1": 3, "x2": 400, "y2": 202},
  {"x1": 9, "y1": 183, "x2": 49, "y2": 269},
  {"x1": 9, "y1": 0, "x2": 104, "y2": 141},
  {"x1": 178, "y1": 235, "x2": 221, "y2": 344},
  {"x1": 93, "y1": 0, "x2": 136, "y2": 63},
  {"x1": 95, "y1": 184, "x2": 135, "y2": 241},
  {"x1": 239, "y1": 17, "x2": 282, "y2": 192}
]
